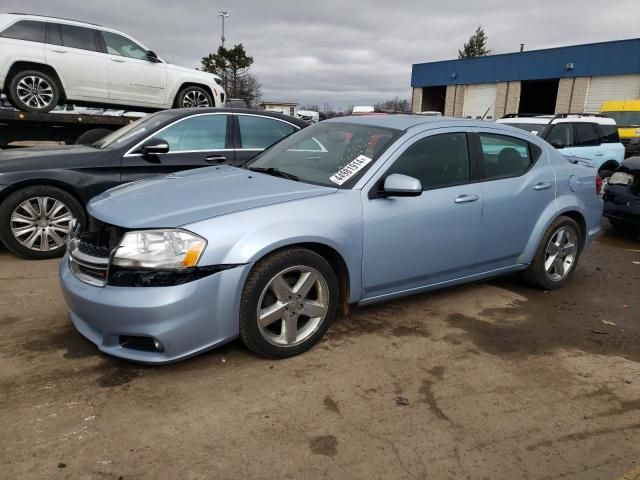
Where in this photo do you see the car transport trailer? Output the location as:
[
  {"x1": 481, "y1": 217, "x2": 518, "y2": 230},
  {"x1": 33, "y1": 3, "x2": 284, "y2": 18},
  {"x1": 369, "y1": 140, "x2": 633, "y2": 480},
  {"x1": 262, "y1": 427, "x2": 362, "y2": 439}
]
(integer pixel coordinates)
[{"x1": 0, "y1": 109, "x2": 136, "y2": 148}]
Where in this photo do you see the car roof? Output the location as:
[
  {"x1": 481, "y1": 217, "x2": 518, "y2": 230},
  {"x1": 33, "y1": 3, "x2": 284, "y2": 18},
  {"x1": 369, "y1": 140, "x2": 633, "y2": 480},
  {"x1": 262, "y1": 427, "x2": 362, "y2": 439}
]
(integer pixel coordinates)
[
  {"x1": 552, "y1": 116, "x2": 616, "y2": 125},
  {"x1": 154, "y1": 108, "x2": 310, "y2": 128},
  {"x1": 496, "y1": 117, "x2": 552, "y2": 125},
  {"x1": 324, "y1": 114, "x2": 508, "y2": 132},
  {"x1": 3, "y1": 12, "x2": 102, "y2": 27}
]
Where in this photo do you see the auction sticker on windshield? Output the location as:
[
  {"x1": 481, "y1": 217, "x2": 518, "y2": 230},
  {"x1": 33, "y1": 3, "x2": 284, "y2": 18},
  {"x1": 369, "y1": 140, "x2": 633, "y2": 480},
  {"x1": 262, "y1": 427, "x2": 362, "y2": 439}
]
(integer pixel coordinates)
[{"x1": 330, "y1": 155, "x2": 373, "y2": 185}]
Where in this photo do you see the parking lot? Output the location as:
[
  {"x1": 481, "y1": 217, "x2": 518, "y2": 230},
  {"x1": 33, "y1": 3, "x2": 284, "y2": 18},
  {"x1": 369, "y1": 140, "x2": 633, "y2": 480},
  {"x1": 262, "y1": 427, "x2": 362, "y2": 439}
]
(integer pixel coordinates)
[{"x1": 0, "y1": 222, "x2": 638, "y2": 479}]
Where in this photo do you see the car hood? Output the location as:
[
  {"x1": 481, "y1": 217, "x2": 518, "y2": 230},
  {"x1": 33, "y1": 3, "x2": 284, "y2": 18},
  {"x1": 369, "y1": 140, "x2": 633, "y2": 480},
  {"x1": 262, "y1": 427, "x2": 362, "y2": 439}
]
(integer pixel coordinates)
[
  {"x1": 88, "y1": 166, "x2": 337, "y2": 229},
  {"x1": 0, "y1": 144, "x2": 95, "y2": 162},
  {"x1": 165, "y1": 63, "x2": 222, "y2": 83},
  {"x1": 0, "y1": 145, "x2": 100, "y2": 173}
]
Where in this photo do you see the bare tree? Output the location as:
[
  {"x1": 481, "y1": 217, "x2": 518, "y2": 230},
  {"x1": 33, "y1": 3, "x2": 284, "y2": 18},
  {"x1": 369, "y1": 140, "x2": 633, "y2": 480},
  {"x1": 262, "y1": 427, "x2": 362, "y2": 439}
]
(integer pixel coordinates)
[{"x1": 374, "y1": 97, "x2": 410, "y2": 112}]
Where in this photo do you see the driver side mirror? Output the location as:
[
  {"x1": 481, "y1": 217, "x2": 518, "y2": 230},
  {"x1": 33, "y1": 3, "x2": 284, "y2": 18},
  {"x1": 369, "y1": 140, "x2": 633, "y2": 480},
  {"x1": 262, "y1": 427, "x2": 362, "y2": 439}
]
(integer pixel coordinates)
[
  {"x1": 381, "y1": 174, "x2": 422, "y2": 197},
  {"x1": 549, "y1": 139, "x2": 565, "y2": 149},
  {"x1": 141, "y1": 138, "x2": 169, "y2": 159},
  {"x1": 146, "y1": 50, "x2": 160, "y2": 63}
]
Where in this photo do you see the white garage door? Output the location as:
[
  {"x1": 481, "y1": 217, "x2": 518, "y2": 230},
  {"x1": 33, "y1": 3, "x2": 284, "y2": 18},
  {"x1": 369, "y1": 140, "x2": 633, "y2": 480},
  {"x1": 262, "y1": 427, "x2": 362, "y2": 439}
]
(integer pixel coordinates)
[
  {"x1": 584, "y1": 74, "x2": 640, "y2": 112},
  {"x1": 463, "y1": 83, "x2": 497, "y2": 120}
]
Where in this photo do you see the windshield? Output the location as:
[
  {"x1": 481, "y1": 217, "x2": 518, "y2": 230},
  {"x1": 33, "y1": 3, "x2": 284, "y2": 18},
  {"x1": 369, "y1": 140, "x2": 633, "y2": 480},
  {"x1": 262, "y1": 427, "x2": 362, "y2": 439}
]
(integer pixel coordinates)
[
  {"x1": 247, "y1": 122, "x2": 401, "y2": 188},
  {"x1": 93, "y1": 113, "x2": 170, "y2": 149},
  {"x1": 502, "y1": 122, "x2": 546, "y2": 135},
  {"x1": 602, "y1": 111, "x2": 640, "y2": 128}
]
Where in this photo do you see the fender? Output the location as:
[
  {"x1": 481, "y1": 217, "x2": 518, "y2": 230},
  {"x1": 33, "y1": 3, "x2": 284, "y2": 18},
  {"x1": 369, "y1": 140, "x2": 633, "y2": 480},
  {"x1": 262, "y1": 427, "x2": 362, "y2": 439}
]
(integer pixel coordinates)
[{"x1": 185, "y1": 192, "x2": 364, "y2": 303}]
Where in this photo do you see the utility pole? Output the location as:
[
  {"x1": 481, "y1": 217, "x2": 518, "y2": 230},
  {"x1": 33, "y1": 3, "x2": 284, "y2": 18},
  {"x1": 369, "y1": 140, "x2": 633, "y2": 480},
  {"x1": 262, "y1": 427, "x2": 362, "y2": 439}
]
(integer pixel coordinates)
[{"x1": 218, "y1": 11, "x2": 229, "y2": 47}]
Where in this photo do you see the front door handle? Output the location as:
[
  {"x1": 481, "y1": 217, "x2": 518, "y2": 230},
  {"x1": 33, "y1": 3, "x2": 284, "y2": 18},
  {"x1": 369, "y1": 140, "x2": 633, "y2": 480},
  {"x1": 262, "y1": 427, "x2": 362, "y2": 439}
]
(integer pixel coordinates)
[
  {"x1": 534, "y1": 182, "x2": 553, "y2": 191},
  {"x1": 50, "y1": 48, "x2": 67, "y2": 53},
  {"x1": 205, "y1": 155, "x2": 227, "y2": 163},
  {"x1": 111, "y1": 58, "x2": 126, "y2": 63},
  {"x1": 454, "y1": 194, "x2": 479, "y2": 204}
]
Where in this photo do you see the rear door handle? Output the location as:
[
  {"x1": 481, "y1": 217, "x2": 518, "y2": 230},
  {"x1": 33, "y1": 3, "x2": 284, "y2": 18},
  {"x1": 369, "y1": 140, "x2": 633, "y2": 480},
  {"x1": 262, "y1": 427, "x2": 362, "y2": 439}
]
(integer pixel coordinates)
[
  {"x1": 595, "y1": 153, "x2": 604, "y2": 157},
  {"x1": 534, "y1": 182, "x2": 553, "y2": 191},
  {"x1": 205, "y1": 155, "x2": 227, "y2": 163},
  {"x1": 454, "y1": 194, "x2": 479, "y2": 204},
  {"x1": 50, "y1": 48, "x2": 67, "y2": 53}
]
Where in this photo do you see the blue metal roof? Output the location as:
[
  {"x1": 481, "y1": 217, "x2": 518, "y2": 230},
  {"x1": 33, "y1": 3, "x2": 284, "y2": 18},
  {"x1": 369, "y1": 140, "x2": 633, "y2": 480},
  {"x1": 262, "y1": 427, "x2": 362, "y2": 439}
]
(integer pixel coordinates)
[{"x1": 411, "y1": 38, "x2": 640, "y2": 87}]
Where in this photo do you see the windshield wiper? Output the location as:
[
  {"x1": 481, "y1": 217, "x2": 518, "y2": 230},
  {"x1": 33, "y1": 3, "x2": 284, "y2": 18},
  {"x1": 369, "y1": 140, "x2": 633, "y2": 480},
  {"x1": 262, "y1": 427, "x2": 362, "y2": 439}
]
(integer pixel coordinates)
[{"x1": 247, "y1": 167, "x2": 300, "y2": 182}]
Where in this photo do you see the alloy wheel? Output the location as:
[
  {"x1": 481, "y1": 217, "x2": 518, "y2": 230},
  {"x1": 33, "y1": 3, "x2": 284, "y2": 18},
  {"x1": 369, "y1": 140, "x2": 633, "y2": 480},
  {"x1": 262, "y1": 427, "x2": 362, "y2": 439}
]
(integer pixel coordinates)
[
  {"x1": 16, "y1": 76, "x2": 54, "y2": 109},
  {"x1": 544, "y1": 226, "x2": 578, "y2": 281},
  {"x1": 182, "y1": 90, "x2": 210, "y2": 108},
  {"x1": 10, "y1": 197, "x2": 74, "y2": 252},
  {"x1": 257, "y1": 266, "x2": 330, "y2": 347}
]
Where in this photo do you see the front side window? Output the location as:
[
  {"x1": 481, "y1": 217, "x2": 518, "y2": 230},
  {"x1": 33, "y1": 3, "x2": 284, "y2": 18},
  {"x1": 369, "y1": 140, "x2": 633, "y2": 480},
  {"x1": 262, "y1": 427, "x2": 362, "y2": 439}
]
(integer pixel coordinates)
[
  {"x1": 386, "y1": 133, "x2": 470, "y2": 190},
  {"x1": 574, "y1": 123, "x2": 600, "y2": 147},
  {"x1": 544, "y1": 123, "x2": 573, "y2": 148},
  {"x1": 59, "y1": 24, "x2": 98, "y2": 51},
  {"x1": 248, "y1": 122, "x2": 401, "y2": 188},
  {"x1": 238, "y1": 115, "x2": 296, "y2": 149},
  {"x1": 101, "y1": 31, "x2": 147, "y2": 60},
  {"x1": 479, "y1": 133, "x2": 534, "y2": 180},
  {"x1": 0, "y1": 20, "x2": 45, "y2": 43},
  {"x1": 152, "y1": 114, "x2": 227, "y2": 152}
]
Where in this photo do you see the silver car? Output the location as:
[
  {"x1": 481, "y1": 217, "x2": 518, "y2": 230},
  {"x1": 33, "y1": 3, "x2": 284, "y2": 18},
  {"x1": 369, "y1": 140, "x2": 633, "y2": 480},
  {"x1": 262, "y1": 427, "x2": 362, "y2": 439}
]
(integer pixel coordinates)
[{"x1": 59, "y1": 115, "x2": 603, "y2": 363}]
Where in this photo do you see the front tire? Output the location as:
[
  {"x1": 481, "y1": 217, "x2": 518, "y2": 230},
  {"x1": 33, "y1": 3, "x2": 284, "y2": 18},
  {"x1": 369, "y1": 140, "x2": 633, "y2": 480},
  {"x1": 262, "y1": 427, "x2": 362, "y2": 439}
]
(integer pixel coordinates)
[
  {"x1": 175, "y1": 85, "x2": 213, "y2": 108},
  {"x1": 7, "y1": 70, "x2": 60, "y2": 113},
  {"x1": 523, "y1": 216, "x2": 582, "y2": 290},
  {"x1": 239, "y1": 248, "x2": 339, "y2": 358},
  {"x1": 0, "y1": 186, "x2": 85, "y2": 259}
]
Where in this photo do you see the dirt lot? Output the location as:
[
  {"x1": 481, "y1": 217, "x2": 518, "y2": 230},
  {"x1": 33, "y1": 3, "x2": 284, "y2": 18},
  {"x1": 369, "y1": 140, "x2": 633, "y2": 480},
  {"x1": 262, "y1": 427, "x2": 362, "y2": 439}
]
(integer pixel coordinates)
[{"x1": 1, "y1": 223, "x2": 639, "y2": 480}]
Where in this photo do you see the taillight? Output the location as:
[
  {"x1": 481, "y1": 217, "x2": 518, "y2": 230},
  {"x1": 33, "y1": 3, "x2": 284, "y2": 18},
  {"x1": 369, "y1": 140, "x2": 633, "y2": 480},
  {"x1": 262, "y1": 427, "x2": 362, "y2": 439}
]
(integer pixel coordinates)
[{"x1": 595, "y1": 174, "x2": 603, "y2": 196}]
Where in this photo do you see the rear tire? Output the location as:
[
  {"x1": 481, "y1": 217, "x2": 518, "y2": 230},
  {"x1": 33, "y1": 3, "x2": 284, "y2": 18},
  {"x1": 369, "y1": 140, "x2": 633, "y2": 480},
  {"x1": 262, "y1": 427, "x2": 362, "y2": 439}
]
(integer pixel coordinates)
[
  {"x1": 175, "y1": 86, "x2": 213, "y2": 109},
  {"x1": 239, "y1": 248, "x2": 339, "y2": 359},
  {"x1": 7, "y1": 69, "x2": 61, "y2": 113},
  {"x1": 0, "y1": 186, "x2": 85, "y2": 259},
  {"x1": 523, "y1": 216, "x2": 582, "y2": 290}
]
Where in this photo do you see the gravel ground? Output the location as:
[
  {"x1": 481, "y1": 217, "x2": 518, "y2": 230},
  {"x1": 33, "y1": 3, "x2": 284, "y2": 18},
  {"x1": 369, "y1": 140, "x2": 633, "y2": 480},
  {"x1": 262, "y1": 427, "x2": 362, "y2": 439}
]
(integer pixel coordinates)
[{"x1": 1, "y1": 222, "x2": 639, "y2": 480}]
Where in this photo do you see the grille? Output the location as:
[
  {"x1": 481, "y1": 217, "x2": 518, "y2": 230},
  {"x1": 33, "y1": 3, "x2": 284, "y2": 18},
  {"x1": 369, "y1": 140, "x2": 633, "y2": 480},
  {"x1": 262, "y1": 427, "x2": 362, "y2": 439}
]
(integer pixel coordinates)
[
  {"x1": 68, "y1": 217, "x2": 128, "y2": 286},
  {"x1": 621, "y1": 139, "x2": 631, "y2": 146}
]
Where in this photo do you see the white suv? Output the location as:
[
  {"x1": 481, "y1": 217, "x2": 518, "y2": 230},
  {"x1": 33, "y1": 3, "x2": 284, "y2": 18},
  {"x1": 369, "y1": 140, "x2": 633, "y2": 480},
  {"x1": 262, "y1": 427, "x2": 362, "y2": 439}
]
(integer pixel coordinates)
[
  {"x1": 497, "y1": 113, "x2": 625, "y2": 177},
  {"x1": 0, "y1": 13, "x2": 225, "y2": 113}
]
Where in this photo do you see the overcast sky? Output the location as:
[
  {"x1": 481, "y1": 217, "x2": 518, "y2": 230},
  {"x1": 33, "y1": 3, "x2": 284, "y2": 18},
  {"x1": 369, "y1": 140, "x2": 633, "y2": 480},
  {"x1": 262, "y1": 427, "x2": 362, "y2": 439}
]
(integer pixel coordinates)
[{"x1": 3, "y1": 0, "x2": 639, "y2": 109}]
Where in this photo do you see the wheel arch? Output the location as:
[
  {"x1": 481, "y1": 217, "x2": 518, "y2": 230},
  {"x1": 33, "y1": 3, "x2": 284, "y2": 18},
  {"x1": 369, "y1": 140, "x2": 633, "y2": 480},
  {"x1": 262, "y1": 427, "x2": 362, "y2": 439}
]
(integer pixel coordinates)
[
  {"x1": 172, "y1": 82, "x2": 216, "y2": 107},
  {"x1": 247, "y1": 242, "x2": 352, "y2": 316},
  {"x1": 5, "y1": 61, "x2": 67, "y2": 102},
  {"x1": 0, "y1": 179, "x2": 85, "y2": 209},
  {"x1": 598, "y1": 160, "x2": 620, "y2": 175},
  {"x1": 558, "y1": 210, "x2": 587, "y2": 249}
]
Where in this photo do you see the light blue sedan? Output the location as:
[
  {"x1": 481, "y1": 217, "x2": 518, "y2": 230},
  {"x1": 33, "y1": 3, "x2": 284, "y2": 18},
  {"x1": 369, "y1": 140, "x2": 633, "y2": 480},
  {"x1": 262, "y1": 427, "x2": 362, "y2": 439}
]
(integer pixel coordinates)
[{"x1": 59, "y1": 115, "x2": 603, "y2": 363}]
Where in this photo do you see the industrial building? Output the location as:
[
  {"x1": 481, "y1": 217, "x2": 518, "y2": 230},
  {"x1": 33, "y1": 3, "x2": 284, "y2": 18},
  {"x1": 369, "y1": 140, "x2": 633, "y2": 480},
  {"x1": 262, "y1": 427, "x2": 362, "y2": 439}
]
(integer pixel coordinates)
[{"x1": 410, "y1": 38, "x2": 640, "y2": 119}]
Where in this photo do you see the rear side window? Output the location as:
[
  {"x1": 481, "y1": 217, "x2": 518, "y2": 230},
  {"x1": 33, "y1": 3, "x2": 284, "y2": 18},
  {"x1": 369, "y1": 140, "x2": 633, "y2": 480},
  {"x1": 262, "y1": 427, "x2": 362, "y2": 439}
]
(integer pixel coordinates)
[
  {"x1": 238, "y1": 115, "x2": 296, "y2": 149},
  {"x1": 0, "y1": 20, "x2": 46, "y2": 43},
  {"x1": 479, "y1": 134, "x2": 534, "y2": 180},
  {"x1": 598, "y1": 124, "x2": 620, "y2": 143},
  {"x1": 386, "y1": 133, "x2": 470, "y2": 190},
  {"x1": 59, "y1": 24, "x2": 98, "y2": 51},
  {"x1": 574, "y1": 123, "x2": 600, "y2": 147}
]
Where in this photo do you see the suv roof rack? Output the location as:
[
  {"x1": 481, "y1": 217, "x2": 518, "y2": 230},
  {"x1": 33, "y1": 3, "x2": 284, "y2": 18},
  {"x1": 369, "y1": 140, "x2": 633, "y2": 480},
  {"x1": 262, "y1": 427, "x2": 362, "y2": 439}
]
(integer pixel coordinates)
[
  {"x1": 552, "y1": 112, "x2": 606, "y2": 119},
  {"x1": 502, "y1": 113, "x2": 553, "y2": 118},
  {"x1": 8, "y1": 12, "x2": 101, "y2": 27}
]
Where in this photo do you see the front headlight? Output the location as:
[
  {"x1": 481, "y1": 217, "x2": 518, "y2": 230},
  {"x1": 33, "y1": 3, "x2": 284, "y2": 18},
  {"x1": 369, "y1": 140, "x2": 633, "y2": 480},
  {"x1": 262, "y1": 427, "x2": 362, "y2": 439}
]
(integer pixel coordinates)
[
  {"x1": 213, "y1": 76, "x2": 223, "y2": 86},
  {"x1": 112, "y1": 230, "x2": 206, "y2": 270}
]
